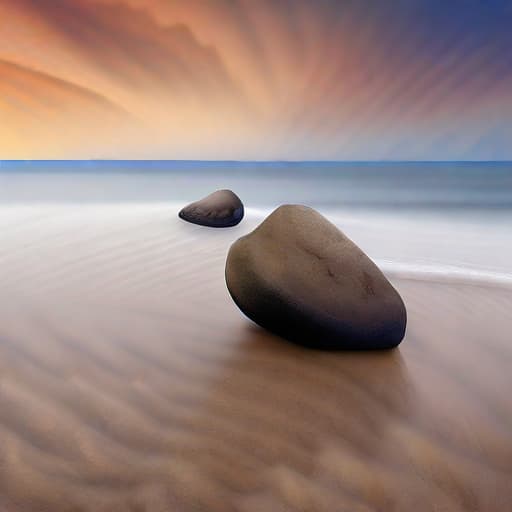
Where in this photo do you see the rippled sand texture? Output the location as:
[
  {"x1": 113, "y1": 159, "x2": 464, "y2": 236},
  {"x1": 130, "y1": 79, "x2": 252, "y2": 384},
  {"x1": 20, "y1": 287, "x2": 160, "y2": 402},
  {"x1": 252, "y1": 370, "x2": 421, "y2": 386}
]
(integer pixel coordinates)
[{"x1": 0, "y1": 205, "x2": 511, "y2": 511}]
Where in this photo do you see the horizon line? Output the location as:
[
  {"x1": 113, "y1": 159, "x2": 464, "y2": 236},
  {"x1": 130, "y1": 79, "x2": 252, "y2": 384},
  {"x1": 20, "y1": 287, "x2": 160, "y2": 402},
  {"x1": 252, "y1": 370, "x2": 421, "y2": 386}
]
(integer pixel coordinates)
[{"x1": 1, "y1": 159, "x2": 512, "y2": 164}]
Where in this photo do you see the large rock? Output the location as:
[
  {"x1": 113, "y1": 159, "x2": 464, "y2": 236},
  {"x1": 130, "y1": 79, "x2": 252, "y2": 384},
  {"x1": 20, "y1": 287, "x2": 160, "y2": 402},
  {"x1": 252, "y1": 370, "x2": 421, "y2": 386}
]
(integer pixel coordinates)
[
  {"x1": 225, "y1": 205, "x2": 406, "y2": 350},
  {"x1": 179, "y1": 189, "x2": 244, "y2": 227}
]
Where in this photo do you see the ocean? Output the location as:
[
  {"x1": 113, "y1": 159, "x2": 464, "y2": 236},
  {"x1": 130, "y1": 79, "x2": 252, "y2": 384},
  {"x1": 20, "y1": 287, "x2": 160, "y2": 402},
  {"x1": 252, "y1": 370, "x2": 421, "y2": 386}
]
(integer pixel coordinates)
[{"x1": 1, "y1": 161, "x2": 511, "y2": 284}]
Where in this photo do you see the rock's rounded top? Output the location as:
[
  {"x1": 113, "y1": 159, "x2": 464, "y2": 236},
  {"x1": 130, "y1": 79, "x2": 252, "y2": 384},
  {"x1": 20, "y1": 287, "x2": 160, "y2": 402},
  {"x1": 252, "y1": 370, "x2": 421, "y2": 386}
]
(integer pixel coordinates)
[
  {"x1": 179, "y1": 189, "x2": 244, "y2": 227},
  {"x1": 225, "y1": 204, "x2": 407, "y2": 350}
]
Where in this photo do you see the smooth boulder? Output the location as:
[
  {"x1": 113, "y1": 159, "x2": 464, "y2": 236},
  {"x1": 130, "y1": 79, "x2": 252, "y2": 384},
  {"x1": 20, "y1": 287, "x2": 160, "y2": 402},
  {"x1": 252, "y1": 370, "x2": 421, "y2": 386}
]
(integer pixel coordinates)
[
  {"x1": 179, "y1": 190, "x2": 244, "y2": 227},
  {"x1": 225, "y1": 205, "x2": 406, "y2": 350}
]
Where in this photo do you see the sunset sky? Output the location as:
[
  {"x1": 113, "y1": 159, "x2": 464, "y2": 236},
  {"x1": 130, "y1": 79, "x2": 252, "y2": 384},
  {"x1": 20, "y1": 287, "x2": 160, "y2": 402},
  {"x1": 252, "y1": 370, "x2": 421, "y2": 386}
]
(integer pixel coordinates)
[{"x1": 1, "y1": 0, "x2": 511, "y2": 160}]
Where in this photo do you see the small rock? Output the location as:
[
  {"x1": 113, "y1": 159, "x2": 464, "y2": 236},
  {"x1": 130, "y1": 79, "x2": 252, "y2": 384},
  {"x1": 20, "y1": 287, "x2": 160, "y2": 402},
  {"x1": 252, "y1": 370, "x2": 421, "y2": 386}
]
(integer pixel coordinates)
[
  {"x1": 179, "y1": 190, "x2": 244, "y2": 227},
  {"x1": 225, "y1": 205, "x2": 406, "y2": 349}
]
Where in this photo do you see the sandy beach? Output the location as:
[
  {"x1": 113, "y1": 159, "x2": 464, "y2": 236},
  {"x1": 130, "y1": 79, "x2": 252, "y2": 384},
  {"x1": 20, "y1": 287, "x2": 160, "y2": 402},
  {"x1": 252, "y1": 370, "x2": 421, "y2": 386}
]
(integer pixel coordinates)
[{"x1": 0, "y1": 204, "x2": 511, "y2": 511}]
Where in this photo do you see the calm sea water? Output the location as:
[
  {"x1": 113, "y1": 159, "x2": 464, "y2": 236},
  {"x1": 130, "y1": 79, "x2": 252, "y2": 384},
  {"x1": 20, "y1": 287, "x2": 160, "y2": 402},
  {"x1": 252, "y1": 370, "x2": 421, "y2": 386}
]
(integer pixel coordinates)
[
  {"x1": 1, "y1": 161, "x2": 511, "y2": 281},
  {"x1": 1, "y1": 161, "x2": 511, "y2": 210}
]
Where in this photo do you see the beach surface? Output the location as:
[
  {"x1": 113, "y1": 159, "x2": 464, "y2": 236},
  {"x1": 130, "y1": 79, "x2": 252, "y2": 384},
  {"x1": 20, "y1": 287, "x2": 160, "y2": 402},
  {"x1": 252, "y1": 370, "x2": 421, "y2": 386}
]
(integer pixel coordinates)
[{"x1": 0, "y1": 203, "x2": 511, "y2": 511}]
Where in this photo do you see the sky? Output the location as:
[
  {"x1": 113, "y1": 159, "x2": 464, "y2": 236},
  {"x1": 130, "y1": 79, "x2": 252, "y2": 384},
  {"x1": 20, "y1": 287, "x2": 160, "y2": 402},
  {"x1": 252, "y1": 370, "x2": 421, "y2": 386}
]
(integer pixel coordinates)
[{"x1": 0, "y1": 0, "x2": 511, "y2": 160}]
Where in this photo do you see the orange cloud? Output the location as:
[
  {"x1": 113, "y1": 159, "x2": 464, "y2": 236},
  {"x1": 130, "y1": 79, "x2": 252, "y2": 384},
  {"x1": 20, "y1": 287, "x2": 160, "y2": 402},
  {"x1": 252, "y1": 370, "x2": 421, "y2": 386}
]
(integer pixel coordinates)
[
  {"x1": 1, "y1": 0, "x2": 511, "y2": 159},
  {"x1": 0, "y1": 58, "x2": 133, "y2": 158}
]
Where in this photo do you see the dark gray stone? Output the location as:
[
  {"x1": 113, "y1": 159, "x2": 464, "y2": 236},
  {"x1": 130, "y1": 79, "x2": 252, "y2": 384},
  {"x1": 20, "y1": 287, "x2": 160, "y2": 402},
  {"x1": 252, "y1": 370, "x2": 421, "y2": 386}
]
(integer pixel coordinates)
[
  {"x1": 225, "y1": 205, "x2": 407, "y2": 350},
  {"x1": 179, "y1": 190, "x2": 244, "y2": 227}
]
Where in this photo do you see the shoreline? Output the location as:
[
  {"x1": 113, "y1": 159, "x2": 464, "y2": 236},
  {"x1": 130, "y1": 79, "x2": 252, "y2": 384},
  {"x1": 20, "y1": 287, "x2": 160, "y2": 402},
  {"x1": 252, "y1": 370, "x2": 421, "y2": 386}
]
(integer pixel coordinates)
[{"x1": 1, "y1": 202, "x2": 511, "y2": 289}]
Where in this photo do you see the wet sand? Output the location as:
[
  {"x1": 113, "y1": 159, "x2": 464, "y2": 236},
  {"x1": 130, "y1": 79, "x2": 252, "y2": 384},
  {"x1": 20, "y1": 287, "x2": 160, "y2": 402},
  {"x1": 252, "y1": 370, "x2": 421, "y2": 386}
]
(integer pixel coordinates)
[{"x1": 0, "y1": 204, "x2": 511, "y2": 511}]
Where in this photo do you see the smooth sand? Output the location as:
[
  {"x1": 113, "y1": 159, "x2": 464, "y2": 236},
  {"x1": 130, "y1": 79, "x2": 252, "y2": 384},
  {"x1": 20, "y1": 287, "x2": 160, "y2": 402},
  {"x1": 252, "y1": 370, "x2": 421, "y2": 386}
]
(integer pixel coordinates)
[{"x1": 0, "y1": 204, "x2": 511, "y2": 511}]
